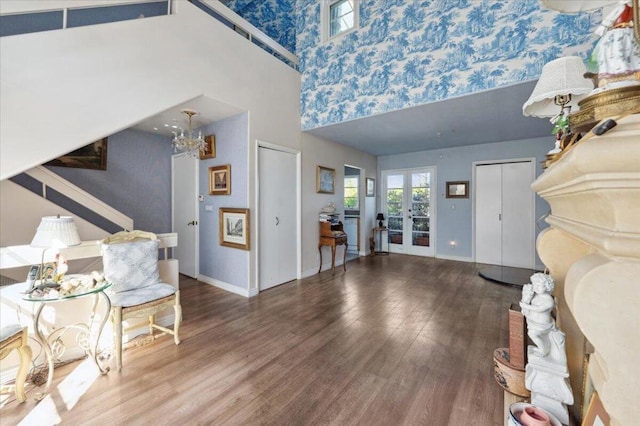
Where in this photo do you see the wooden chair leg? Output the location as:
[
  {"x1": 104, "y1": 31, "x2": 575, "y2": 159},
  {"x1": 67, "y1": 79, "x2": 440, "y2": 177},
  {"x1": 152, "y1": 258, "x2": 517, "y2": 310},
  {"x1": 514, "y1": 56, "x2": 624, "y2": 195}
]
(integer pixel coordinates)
[
  {"x1": 113, "y1": 307, "x2": 123, "y2": 372},
  {"x1": 15, "y1": 343, "x2": 32, "y2": 403},
  {"x1": 318, "y1": 244, "x2": 323, "y2": 273},
  {"x1": 173, "y1": 292, "x2": 181, "y2": 345}
]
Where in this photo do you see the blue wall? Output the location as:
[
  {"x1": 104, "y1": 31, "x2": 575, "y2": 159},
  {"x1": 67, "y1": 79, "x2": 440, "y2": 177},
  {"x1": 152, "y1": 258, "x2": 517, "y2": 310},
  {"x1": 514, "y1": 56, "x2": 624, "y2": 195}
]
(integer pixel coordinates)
[
  {"x1": 198, "y1": 112, "x2": 249, "y2": 290},
  {"x1": 296, "y1": 0, "x2": 599, "y2": 130},
  {"x1": 378, "y1": 137, "x2": 551, "y2": 264},
  {"x1": 225, "y1": 0, "x2": 296, "y2": 53},
  {"x1": 46, "y1": 129, "x2": 173, "y2": 234}
]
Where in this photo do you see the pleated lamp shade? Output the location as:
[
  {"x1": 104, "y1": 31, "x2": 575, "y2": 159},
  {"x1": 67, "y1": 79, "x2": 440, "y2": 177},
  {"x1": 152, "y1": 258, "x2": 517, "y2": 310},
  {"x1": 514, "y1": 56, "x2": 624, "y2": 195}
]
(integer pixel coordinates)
[
  {"x1": 30, "y1": 216, "x2": 81, "y2": 248},
  {"x1": 523, "y1": 56, "x2": 593, "y2": 118}
]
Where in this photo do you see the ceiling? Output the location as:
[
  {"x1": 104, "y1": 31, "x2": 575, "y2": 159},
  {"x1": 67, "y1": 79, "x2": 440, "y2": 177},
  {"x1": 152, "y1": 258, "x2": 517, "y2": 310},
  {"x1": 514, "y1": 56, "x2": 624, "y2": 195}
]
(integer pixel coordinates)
[
  {"x1": 305, "y1": 80, "x2": 551, "y2": 156},
  {"x1": 133, "y1": 81, "x2": 550, "y2": 156},
  {"x1": 132, "y1": 95, "x2": 243, "y2": 137}
]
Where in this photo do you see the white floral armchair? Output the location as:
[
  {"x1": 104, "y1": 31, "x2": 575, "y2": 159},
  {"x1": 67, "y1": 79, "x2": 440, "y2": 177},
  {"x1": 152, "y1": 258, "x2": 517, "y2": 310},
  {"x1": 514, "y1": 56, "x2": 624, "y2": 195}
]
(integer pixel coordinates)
[{"x1": 102, "y1": 230, "x2": 181, "y2": 371}]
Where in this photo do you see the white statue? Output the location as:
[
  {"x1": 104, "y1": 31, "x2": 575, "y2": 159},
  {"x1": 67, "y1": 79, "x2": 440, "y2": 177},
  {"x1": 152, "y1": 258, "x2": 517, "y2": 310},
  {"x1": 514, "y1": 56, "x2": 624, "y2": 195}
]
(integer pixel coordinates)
[
  {"x1": 520, "y1": 273, "x2": 556, "y2": 357},
  {"x1": 521, "y1": 272, "x2": 573, "y2": 425}
]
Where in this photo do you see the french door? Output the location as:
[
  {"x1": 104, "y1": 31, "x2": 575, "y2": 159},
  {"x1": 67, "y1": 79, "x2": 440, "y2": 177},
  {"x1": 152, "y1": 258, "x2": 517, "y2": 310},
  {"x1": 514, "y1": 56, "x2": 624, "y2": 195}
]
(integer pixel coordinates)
[{"x1": 382, "y1": 168, "x2": 435, "y2": 257}]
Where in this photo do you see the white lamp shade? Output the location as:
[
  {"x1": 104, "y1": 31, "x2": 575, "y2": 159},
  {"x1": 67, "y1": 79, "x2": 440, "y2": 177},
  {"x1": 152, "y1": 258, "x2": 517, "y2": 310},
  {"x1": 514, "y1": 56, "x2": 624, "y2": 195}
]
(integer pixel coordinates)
[
  {"x1": 523, "y1": 56, "x2": 594, "y2": 117},
  {"x1": 30, "y1": 216, "x2": 81, "y2": 248}
]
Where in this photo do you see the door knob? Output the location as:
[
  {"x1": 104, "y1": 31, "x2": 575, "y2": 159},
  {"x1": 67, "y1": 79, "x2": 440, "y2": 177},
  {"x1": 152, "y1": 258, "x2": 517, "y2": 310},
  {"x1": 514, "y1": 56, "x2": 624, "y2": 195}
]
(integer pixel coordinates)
[{"x1": 187, "y1": 220, "x2": 198, "y2": 226}]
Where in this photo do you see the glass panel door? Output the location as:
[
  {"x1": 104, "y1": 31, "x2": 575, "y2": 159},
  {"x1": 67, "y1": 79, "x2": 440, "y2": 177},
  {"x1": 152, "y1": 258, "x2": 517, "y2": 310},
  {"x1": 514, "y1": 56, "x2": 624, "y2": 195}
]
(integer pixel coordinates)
[{"x1": 383, "y1": 168, "x2": 435, "y2": 257}]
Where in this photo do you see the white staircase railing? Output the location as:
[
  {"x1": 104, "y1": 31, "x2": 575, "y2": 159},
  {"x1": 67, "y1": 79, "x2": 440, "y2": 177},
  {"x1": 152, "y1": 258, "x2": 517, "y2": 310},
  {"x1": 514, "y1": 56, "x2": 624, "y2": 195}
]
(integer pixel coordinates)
[
  {"x1": 24, "y1": 166, "x2": 133, "y2": 232},
  {"x1": 198, "y1": 0, "x2": 298, "y2": 68}
]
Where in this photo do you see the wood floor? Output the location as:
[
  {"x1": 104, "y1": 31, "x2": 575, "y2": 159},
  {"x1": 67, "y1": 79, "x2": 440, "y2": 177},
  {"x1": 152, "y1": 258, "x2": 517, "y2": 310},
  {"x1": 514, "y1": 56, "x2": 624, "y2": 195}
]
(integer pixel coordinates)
[{"x1": 1, "y1": 255, "x2": 520, "y2": 425}]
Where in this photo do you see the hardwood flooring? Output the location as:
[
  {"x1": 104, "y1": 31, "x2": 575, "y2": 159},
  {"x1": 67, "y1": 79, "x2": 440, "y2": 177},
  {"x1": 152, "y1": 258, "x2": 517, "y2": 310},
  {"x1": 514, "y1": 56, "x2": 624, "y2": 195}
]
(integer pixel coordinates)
[{"x1": 1, "y1": 255, "x2": 520, "y2": 425}]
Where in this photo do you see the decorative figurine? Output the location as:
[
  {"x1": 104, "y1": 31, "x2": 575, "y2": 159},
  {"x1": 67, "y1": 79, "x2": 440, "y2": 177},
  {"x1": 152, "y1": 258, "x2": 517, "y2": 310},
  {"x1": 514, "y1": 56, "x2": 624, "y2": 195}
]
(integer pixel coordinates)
[
  {"x1": 520, "y1": 273, "x2": 556, "y2": 357},
  {"x1": 521, "y1": 272, "x2": 573, "y2": 425}
]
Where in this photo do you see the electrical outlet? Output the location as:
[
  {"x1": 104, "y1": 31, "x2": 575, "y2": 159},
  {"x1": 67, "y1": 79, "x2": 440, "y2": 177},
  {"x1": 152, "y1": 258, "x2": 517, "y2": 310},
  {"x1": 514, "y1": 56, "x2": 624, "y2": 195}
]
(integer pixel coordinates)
[{"x1": 205, "y1": 205, "x2": 213, "y2": 212}]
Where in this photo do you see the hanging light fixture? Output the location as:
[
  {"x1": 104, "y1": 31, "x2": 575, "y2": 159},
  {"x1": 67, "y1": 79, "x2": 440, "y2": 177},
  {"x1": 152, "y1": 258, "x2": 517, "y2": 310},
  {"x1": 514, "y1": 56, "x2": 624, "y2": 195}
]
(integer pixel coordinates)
[{"x1": 172, "y1": 110, "x2": 206, "y2": 158}]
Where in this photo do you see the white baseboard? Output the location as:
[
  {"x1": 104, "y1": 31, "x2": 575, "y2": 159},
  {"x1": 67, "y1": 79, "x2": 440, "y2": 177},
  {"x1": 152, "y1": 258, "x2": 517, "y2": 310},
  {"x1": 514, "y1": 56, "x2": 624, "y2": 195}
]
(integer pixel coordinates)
[
  {"x1": 301, "y1": 267, "x2": 319, "y2": 279},
  {"x1": 198, "y1": 274, "x2": 251, "y2": 298},
  {"x1": 436, "y1": 254, "x2": 474, "y2": 263}
]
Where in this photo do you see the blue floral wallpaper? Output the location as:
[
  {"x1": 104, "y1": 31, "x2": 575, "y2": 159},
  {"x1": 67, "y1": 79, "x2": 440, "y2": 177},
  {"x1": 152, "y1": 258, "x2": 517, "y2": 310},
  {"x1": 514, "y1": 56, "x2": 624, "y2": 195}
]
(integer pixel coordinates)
[
  {"x1": 225, "y1": 0, "x2": 296, "y2": 53},
  {"x1": 296, "y1": 0, "x2": 601, "y2": 130}
]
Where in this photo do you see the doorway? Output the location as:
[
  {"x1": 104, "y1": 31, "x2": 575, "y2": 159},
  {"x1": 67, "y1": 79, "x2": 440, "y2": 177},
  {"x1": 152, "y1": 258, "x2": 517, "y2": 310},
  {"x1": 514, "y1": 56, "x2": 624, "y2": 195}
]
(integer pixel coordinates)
[
  {"x1": 343, "y1": 165, "x2": 361, "y2": 260},
  {"x1": 474, "y1": 159, "x2": 535, "y2": 269},
  {"x1": 382, "y1": 167, "x2": 436, "y2": 257},
  {"x1": 171, "y1": 154, "x2": 199, "y2": 278},
  {"x1": 258, "y1": 143, "x2": 299, "y2": 291}
]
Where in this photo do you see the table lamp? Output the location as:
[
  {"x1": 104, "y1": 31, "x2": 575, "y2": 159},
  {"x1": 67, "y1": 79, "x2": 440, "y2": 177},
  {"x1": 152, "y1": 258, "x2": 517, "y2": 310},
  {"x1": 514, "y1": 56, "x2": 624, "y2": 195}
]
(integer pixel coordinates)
[
  {"x1": 30, "y1": 215, "x2": 81, "y2": 285},
  {"x1": 522, "y1": 56, "x2": 593, "y2": 156},
  {"x1": 376, "y1": 213, "x2": 385, "y2": 228}
]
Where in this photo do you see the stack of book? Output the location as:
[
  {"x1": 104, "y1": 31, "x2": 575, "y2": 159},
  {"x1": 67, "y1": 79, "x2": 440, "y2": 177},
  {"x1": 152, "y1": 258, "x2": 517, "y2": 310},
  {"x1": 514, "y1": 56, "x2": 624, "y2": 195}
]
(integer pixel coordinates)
[{"x1": 319, "y1": 212, "x2": 340, "y2": 224}]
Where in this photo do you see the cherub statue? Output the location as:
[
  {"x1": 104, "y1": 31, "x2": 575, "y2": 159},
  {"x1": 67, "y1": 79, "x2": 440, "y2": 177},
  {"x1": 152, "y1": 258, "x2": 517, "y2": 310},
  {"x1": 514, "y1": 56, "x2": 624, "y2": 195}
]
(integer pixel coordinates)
[{"x1": 520, "y1": 273, "x2": 556, "y2": 357}]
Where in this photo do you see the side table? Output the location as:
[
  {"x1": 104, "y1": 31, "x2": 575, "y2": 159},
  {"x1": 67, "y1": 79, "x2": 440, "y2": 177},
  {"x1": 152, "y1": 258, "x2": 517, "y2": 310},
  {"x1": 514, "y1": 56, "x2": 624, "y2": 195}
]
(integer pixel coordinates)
[
  {"x1": 22, "y1": 281, "x2": 111, "y2": 399},
  {"x1": 373, "y1": 227, "x2": 389, "y2": 255}
]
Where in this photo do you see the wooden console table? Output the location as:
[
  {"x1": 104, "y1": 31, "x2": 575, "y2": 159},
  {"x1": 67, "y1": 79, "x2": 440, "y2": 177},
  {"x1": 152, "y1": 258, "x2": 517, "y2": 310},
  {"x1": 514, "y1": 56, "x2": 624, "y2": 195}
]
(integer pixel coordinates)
[{"x1": 318, "y1": 221, "x2": 348, "y2": 273}]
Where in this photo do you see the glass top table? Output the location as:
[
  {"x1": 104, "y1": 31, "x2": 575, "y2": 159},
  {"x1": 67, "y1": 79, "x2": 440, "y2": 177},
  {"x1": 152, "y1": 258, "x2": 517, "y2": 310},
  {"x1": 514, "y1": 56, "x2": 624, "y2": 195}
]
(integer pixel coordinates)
[
  {"x1": 22, "y1": 281, "x2": 111, "y2": 302},
  {"x1": 21, "y1": 279, "x2": 112, "y2": 399}
]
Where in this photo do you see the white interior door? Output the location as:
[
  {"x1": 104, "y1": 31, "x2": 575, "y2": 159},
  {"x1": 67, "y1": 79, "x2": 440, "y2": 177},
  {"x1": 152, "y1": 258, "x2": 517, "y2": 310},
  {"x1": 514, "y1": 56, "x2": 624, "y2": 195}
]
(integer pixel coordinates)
[
  {"x1": 259, "y1": 146, "x2": 297, "y2": 290},
  {"x1": 383, "y1": 168, "x2": 435, "y2": 257},
  {"x1": 475, "y1": 161, "x2": 534, "y2": 269},
  {"x1": 172, "y1": 154, "x2": 198, "y2": 278},
  {"x1": 475, "y1": 164, "x2": 502, "y2": 265},
  {"x1": 502, "y1": 162, "x2": 534, "y2": 268}
]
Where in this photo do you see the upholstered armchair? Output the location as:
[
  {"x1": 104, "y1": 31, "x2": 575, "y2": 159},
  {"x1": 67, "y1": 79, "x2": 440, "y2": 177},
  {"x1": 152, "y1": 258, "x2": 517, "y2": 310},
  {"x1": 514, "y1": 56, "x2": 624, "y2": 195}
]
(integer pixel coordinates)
[
  {"x1": 101, "y1": 230, "x2": 181, "y2": 371},
  {"x1": 0, "y1": 325, "x2": 32, "y2": 402}
]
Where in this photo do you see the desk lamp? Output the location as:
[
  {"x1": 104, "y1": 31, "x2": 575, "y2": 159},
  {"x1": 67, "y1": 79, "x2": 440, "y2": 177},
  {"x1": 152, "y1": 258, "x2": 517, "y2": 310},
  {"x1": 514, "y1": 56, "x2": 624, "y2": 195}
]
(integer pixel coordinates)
[
  {"x1": 30, "y1": 215, "x2": 81, "y2": 286},
  {"x1": 376, "y1": 213, "x2": 385, "y2": 228}
]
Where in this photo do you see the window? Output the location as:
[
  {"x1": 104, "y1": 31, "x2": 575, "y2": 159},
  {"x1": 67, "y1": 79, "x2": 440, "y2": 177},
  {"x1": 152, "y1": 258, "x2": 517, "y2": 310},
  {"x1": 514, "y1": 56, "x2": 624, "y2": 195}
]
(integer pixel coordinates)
[
  {"x1": 322, "y1": 0, "x2": 359, "y2": 42},
  {"x1": 344, "y1": 176, "x2": 359, "y2": 209}
]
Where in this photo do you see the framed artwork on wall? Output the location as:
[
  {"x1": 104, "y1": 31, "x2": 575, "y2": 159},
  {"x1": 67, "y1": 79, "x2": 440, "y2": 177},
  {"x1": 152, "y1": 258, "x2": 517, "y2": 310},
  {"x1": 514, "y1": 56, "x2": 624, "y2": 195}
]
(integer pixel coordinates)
[
  {"x1": 45, "y1": 138, "x2": 108, "y2": 170},
  {"x1": 200, "y1": 135, "x2": 216, "y2": 160},
  {"x1": 209, "y1": 164, "x2": 231, "y2": 195},
  {"x1": 219, "y1": 208, "x2": 250, "y2": 250},
  {"x1": 446, "y1": 181, "x2": 469, "y2": 198},
  {"x1": 316, "y1": 165, "x2": 335, "y2": 194},
  {"x1": 366, "y1": 177, "x2": 375, "y2": 197}
]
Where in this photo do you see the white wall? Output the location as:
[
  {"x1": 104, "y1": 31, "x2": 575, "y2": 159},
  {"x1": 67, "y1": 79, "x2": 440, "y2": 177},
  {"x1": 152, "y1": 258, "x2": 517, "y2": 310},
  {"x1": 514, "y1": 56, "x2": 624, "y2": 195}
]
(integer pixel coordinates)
[{"x1": 301, "y1": 132, "x2": 377, "y2": 277}]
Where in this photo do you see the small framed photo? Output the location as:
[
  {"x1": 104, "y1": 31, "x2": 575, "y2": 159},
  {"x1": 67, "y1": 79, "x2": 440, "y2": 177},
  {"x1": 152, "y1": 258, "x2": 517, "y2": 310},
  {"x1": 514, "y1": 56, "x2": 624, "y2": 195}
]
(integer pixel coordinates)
[
  {"x1": 446, "y1": 181, "x2": 469, "y2": 198},
  {"x1": 366, "y1": 177, "x2": 375, "y2": 197},
  {"x1": 209, "y1": 164, "x2": 231, "y2": 195},
  {"x1": 200, "y1": 135, "x2": 216, "y2": 160},
  {"x1": 316, "y1": 166, "x2": 335, "y2": 194},
  {"x1": 219, "y1": 208, "x2": 250, "y2": 250}
]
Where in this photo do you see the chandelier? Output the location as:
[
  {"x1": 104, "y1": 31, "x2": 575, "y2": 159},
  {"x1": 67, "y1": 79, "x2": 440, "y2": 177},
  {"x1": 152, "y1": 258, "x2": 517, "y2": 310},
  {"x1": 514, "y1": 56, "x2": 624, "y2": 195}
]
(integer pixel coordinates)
[{"x1": 172, "y1": 110, "x2": 206, "y2": 158}]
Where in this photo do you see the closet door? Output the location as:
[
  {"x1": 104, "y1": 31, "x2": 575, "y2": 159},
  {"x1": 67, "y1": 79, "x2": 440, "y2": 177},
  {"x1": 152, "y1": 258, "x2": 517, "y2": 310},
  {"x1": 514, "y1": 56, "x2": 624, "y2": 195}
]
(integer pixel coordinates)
[
  {"x1": 259, "y1": 146, "x2": 297, "y2": 290},
  {"x1": 475, "y1": 161, "x2": 534, "y2": 269},
  {"x1": 502, "y1": 162, "x2": 534, "y2": 268},
  {"x1": 475, "y1": 164, "x2": 502, "y2": 265}
]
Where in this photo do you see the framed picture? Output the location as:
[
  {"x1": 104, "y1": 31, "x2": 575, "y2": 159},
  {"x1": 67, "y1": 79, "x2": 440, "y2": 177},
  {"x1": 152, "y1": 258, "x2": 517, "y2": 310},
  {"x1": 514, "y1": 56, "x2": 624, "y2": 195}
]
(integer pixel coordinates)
[
  {"x1": 316, "y1": 166, "x2": 335, "y2": 194},
  {"x1": 446, "y1": 181, "x2": 469, "y2": 198},
  {"x1": 366, "y1": 177, "x2": 375, "y2": 197},
  {"x1": 45, "y1": 138, "x2": 108, "y2": 170},
  {"x1": 583, "y1": 392, "x2": 610, "y2": 426},
  {"x1": 200, "y1": 135, "x2": 216, "y2": 160},
  {"x1": 209, "y1": 164, "x2": 231, "y2": 195},
  {"x1": 219, "y1": 208, "x2": 250, "y2": 250}
]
